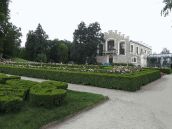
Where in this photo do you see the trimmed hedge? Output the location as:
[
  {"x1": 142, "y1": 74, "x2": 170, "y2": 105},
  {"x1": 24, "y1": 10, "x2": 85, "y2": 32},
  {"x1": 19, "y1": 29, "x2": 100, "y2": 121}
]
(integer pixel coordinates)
[
  {"x1": 0, "y1": 96, "x2": 23, "y2": 112},
  {"x1": 0, "y1": 74, "x2": 68, "y2": 112},
  {"x1": 41, "y1": 81, "x2": 68, "y2": 90},
  {"x1": 0, "y1": 87, "x2": 27, "y2": 100},
  {"x1": 0, "y1": 65, "x2": 161, "y2": 91},
  {"x1": 0, "y1": 75, "x2": 21, "y2": 84},
  {"x1": 145, "y1": 68, "x2": 172, "y2": 74},
  {"x1": 5, "y1": 80, "x2": 38, "y2": 100},
  {"x1": 30, "y1": 84, "x2": 67, "y2": 107},
  {"x1": 159, "y1": 68, "x2": 172, "y2": 74}
]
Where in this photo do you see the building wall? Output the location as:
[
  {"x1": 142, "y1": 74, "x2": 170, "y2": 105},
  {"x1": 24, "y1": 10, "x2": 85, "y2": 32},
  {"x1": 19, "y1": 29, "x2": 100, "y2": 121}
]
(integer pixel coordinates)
[{"x1": 97, "y1": 30, "x2": 152, "y2": 67}]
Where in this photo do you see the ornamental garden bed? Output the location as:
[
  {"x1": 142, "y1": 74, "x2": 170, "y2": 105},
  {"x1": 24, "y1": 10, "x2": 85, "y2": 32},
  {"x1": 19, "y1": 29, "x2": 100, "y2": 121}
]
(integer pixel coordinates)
[
  {"x1": 0, "y1": 73, "x2": 107, "y2": 129},
  {"x1": 0, "y1": 65, "x2": 161, "y2": 91},
  {"x1": 0, "y1": 74, "x2": 68, "y2": 112}
]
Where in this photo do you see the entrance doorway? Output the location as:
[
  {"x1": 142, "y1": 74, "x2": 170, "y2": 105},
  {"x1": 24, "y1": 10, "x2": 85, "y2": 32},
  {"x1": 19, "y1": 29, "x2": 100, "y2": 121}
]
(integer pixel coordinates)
[{"x1": 109, "y1": 55, "x2": 113, "y2": 64}]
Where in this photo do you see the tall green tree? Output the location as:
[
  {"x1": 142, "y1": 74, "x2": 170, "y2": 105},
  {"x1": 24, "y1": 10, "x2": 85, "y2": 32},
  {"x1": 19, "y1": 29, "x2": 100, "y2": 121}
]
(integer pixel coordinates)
[
  {"x1": 0, "y1": 0, "x2": 21, "y2": 58},
  {"x1": 3, "y1": 22, "x2": 21, "y2": 58},
  {"x1": 25, "y1": 24, "x2": 48, "y2": 61},
  {"x1": 162, "y1": 0, "x2": 172, "y2": 16},
  {"x1": 48, "y1": 39, "x2": 70, "y2": 63},
  {"x1": 57, "y1": 42, "x2": 69, "y2": 63},
  {"x1": 71, "y1": 21, "x2": 104, "y2": 64}
]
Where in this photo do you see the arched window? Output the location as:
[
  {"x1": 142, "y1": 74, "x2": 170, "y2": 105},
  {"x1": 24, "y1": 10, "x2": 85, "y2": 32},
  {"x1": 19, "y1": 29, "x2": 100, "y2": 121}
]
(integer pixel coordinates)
[
  {"x1": 119, "y1": 42, "x2": 125, "y2": 55},
  {"x1": 131, "y1": 57, "x2": 137, "y2": 63},
  {"x1": 107, "y1": 40, "x2": 115, "y2": 51}
]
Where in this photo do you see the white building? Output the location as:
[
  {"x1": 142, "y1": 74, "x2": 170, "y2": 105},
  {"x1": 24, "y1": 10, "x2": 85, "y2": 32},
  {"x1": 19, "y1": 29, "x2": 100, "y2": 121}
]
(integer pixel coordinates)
[{"x1": 96, "y1": 30, "x2": 152, "y2": 67}]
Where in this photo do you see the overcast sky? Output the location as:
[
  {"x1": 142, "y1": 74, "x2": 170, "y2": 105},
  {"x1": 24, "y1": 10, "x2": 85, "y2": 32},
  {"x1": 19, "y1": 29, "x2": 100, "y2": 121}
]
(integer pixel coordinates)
[{"x1": 9, "y1": 0, "x2": 172, "y2": 53}]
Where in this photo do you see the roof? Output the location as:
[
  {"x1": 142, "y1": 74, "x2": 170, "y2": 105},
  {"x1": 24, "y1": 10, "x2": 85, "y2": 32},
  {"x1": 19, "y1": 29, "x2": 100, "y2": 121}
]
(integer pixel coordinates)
[{"x1": 130, "y1": 40, "x2": 152, "y2": 50}]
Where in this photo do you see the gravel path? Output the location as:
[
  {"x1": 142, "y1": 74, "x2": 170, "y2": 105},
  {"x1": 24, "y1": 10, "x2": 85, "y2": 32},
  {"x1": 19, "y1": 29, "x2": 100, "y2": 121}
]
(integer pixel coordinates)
[{"x1": 21, "y1": 75, "x2": 172, "y2": 129}]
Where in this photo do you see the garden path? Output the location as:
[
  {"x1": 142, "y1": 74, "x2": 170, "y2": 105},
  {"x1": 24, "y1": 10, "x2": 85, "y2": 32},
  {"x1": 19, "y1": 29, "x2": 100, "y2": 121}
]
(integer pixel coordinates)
[{"x1": 21, "y1": 75, "x2": 172, "y2": 129}]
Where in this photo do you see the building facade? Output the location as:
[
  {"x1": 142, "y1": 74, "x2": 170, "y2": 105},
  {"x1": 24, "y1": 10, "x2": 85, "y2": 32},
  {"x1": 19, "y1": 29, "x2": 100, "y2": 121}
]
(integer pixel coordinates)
[{"x1": 96, "y1": 30, "x2": 152, "y2": 67}]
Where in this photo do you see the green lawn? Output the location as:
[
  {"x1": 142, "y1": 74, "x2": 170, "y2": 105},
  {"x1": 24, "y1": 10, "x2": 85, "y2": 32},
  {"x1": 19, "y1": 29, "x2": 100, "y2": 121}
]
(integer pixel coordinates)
[{"x1": 0, "y1": 90, "x2": 107, "y2": 129}]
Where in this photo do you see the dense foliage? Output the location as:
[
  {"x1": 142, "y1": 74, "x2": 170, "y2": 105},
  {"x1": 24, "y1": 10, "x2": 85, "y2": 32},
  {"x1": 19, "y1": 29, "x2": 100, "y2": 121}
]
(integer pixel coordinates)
[
  {"x1": 71, "y1": 22, "x2": 104, "y2": 64},
  {"x1": 25, "y1": 25, "x2": 71, "y2": 63},
  {"x1": 24, "y1": 21, "x2": 103, "y2": 64},
  {"x1": 0, "y1": 0, "x2": 22, "y2": 58},
  {"x1": 162, "y1": 0, "x2": 172, "y2": 16},
  {"x1": 0, "y1": 65, "x2": 161, "y2": 91}
]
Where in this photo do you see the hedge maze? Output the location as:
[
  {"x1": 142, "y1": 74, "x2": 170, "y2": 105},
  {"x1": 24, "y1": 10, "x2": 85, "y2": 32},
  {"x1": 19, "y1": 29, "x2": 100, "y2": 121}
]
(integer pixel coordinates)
[{"x1": 0, "y1": 74, "x2": 68, "y2": 113}]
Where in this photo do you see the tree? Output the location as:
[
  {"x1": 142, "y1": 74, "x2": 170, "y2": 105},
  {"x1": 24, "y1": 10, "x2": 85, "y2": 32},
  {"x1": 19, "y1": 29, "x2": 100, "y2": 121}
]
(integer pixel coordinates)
[
  {"x1": 57, "y1": 43, "x2": 69, "y2": 63},
  {"x1": 0, "y1": 0, "x2": 21, "y2": 58},
  {"x1": 161, "y1": 0, "x2": 172, "y2": 16},
  {"x1": 25, "y1": 24, "x2": 48, "y2": 62},
  {"x1": 48, "y1": 39, "x2": 70, "y2": 63},
  {"x1": 161, "y1": 48, "x2": 170, "y2": 54},
  {"x1": 71, "y1": 21, "x2": 104, "y2": 64},
  {"x1": 2, "y1": 22, "x2": 21, "y2": 58}
]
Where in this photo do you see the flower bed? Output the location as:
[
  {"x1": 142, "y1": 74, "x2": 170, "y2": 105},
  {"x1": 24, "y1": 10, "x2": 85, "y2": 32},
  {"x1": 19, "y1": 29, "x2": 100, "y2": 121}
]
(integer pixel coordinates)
[{"x1": 0, "y1": 63, "x2": 143, "y2": 74}]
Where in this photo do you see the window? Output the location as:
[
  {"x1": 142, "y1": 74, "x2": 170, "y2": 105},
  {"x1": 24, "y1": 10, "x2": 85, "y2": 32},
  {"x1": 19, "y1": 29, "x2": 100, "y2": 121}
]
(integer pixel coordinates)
[
  {"x1": 132, "y1": 57, "x2": 137, "y2": 63},
  {"x1": 119, "y1": 42, "x2": 125, "y2": 55},
  {"x1": 130, "y1": 45, "x2": 134, "y2": 53},
  {"x1": 107, "y1": 40, "x2": 115, "y2": 51},
  {"x1": 136, "y1": 47, "x2": 139, "y2": 55},
  {"x1": 145, "y1": 50, "x2": 147, "y2": 54},
  {"x1": 140, "y1": 49, "x2": 143, "y2": 54}
]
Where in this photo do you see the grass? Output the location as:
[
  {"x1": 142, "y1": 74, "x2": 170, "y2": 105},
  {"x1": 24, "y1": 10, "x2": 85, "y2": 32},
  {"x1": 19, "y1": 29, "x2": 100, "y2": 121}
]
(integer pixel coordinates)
[{"x1": 0, "y1": 90, "x2": 107, "y2": 129}]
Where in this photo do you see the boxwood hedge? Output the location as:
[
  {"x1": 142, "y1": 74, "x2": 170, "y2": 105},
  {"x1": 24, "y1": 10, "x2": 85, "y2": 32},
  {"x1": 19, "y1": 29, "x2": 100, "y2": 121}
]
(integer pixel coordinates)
[
  {"x1": 0, "y1": 74, "x2": 68, "y2": 112},
  {"x1": 41, "y1": 81, "x2": 68, "y2": 90},
  {"x1": 0, "y1": 96, "x2": 23, "y2": 112},
  {"x1": 144, "y1": 68, "x2": 172, "y2": 74},
  {"x1": 30, "y1": 84, "x2": 67, "y2": 107},
  {"x1": 0, "y1": 74, "x2": 21, "y2": 84},
  {"x1": 0, "y1": 65, "x2": 161, "y2": 91}
]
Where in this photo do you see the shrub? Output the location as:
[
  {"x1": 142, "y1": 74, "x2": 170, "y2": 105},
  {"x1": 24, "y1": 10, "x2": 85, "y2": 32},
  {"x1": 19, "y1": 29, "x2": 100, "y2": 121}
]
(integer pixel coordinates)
[
  {"x1": 145, "y1": 68, "x2": 172, "y2": 74},
  {"x1": 0, "y1": 96, "x2": 23, "y2": 112},
  {"x1": 41, "y1": 81, "x2": 68, "y2": 90},
  {"x1": 0, "y1": 65, "x2": 161, "y2": 91},
  {"x1": 0, "y1": 75, "x2": 21, "y2": 84},
  {"x1": 30, "y1": 85, "x2": 67, "y2": 107},
  {"x1": 5, "y1": 80, "x2": 38, "y2": 100},
  {"x1": 159, "y1": 68, "x2": 172, "y2": 74},
  {"x1": 0, "y1": 86, "x2": 28, "y2": 100},
  {"x1": 6, "y1": 80, "x2": 38, "y2": 89}
]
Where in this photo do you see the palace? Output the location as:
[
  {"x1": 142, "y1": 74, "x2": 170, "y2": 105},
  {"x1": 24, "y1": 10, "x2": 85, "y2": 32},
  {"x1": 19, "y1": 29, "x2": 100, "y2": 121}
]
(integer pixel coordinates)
[{"x1": 96, "y1": 30, "x2": 152, "y2": 67}]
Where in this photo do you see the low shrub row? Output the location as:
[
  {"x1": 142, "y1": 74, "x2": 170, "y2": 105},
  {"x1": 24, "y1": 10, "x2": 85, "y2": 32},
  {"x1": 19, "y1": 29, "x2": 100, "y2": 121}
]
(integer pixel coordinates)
[
  {"x1": 145, "y1": 68, "x2": 172, "y2": 74},
  {"x1": 0, "y1": 65, "x2": 161, "y2": 91},
  {"x1": 0, "y1": 74, "x2": 21, "y2": 84}
]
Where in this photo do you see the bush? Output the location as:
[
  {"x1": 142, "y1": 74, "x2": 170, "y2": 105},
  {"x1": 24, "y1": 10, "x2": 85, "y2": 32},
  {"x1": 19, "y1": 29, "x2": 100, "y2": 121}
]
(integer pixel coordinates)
[
  {"x1": 6, "y1": 79, "x2": 38, "y2": 89},
  {"x1": 0, "y1": 65, "x2": 161, "y2": 91},
  {"x1": 30, "y1": 85, "x2": 67, "y2": 107},
  {"x1": 159, "y1": 68, "x2": 172, "y2": 74},
  {"x1": 0, "y1": 96, "x2": 23, "y2": 112},
  {"x1": 41, "y1": 81, "x2": 68, "y2": 90},
  {"x1": 0, "y1": 77, "x2": 68, "y2": 112},
  {"x1": 6, "y1": 80, "x2": 38, "y2": 100},
  {"x1": 145, "y1": 68, "x2": 172, "y2": 74},
  {"x1": 0, "y1": 75, "x2": 21, "y2": 84},
  {"x1": 0, "y1": 85, "x2": 28, "y2": 100}
]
